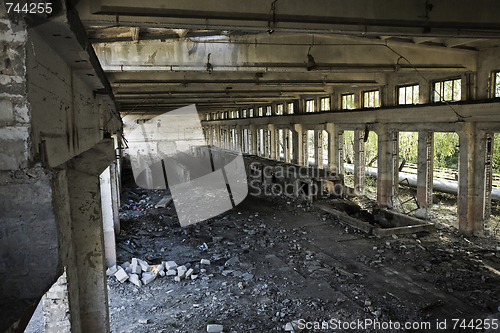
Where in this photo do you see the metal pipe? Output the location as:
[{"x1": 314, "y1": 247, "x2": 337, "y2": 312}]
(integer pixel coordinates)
[{"x1": 343, "y1": 164, "x2": 500, "y2": 200}]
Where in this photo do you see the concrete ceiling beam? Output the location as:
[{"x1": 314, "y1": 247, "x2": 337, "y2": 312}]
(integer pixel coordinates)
[{"x1": 79, "y1": 0, "x2": 500, "y2": 38}]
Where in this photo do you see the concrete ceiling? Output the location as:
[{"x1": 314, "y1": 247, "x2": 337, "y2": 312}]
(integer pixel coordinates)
[{"x1": 75, "y1": 0, "x2": 500, "y2": 115}]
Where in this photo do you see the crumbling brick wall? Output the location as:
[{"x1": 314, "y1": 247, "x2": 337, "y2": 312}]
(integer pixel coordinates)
[{"x1": 42, "y1": 271, "x2": 71, "y2": 333}]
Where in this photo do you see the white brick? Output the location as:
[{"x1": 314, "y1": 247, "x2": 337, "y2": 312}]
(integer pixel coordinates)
[
  {"x1": 129, "y1": 274, "x2": 142, "y2": 287},
  {"x1": 141, "y1": 272, "x2": 156, "y2": 285},
  {"x1": 177, "y1": 265, "x2": 187, "y2": 277},
  {"x1": 147, "y1": 264, "x2": 164, "y2": 275},
  {"x1": 185, "y1": 268, "x2": 194, "y2": 278},
  {"x1": 114, "y1": 268, "x2": 129, "y2": 283},
  {"x1": 200, "y1": 259, "x2": 211, "y2": 265},
  {"x1": 138, "y1": 259, "x2": 150, "y2": 271},
  {"x1": 106, "y1": 265, "x2": 118, "y2": 276},
  {"x1": 207, "y1": 324, "x2": 224, "y2": 332},
  {"x1": 130, "y1": 258, "x2": 142, "y2": 274},
  {"x1": 165, "y1": 261, "x2": 178, "y2": 270},
  {"x1": 166, "y1": 269, "x2": 177, "y2": 276}
]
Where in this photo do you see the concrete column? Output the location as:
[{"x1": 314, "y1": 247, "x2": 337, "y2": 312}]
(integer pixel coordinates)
[
  {"x1": 263, "y1": 128, "x2": 269, "y2": 158},
  {"x1": 286, "y1": 129, "x2": 293, "y2": 163},
  {"x1": 63, "y1": 139, "x2": 115, "y2": 333},
  {"x1": 457, "y1": 123, "x2": 488, "y2": 235},
  {"x1": 269, "y1": 124, "x2": 276, "y2": 159},
  {"x1": 292, "y1": 124, "x2": 302, "y2": 165},
  {"x1": 250, "y1": 124, "x2": 258, "y2": 155},
  {"x1": 353, "y1": 129, "x2": 366, "y2": 195},
  {"x1": 100, "y1": 166, "x2": 117, "y2": 268},
  {"x1": 237, "y1": 126, "x2": 243, "y2": 152},
  {"x1": 338, "y1": 130, "x2": 344, "y2": 176},
  {"x1": 416, "y1": 131, "x2": 434, "y2": 215},
  {"x1": 392, "y1": 132, "x2": 400, "y2": 206},
  {"x1": 376, "y1": 124, "x2": 394, "y2": 207},
  {"x1": 315, "y1": 129, "x2": 323, "y2": 168},
  {"x1": 67, "y1": 167, "x2": 110, "y2": 333},
  {"x1": 110, "y1": 162, "x2": 120, "y2": 234},
  {"x1": 484, "y1": 133, "x2": 494, "y2": 229},
  {"x1": 215, "y1": 125, "x2": 221, "y2": 147},
  {"x1": 326, "y1": 123, "x2": 340, "y2": 174},
  {"x1": 302, "y1": 130, "x2": 309, "y2": 166}
]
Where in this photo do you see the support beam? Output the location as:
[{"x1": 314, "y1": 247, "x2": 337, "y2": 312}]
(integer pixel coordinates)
[
  {"x1": 249, "y1": 124, "x2": 258, "y2": 155},
  {"x1": 315, "y1": 129, "x2": 323, "y2": 168},
  {"x1": 292, "y1": 124, "x2": 303, "y2": 165},
  {"x1": 377, "y1": 124, "x2": 394, "y2": 207},
  {"x1": 457, "y1": 123, "x2": 489, "y2": 236},
  {"x1": 353, "y1": 130, "x2": 366, "y2": 195},
  {"x1": 100, "y1": 165, "x2": 117, "y2": 268},
  {"x1": 269, "y1": 124, "x2": 276, "y2": 159},
  {"x1": 302, "y1": 130, "x2": 309, "y2": 166},
  {"x1": 416, "y1": 131, "x2": 434, "y2": 216},
  {"x1": 65, "y1": 139, "x2": 115, "y2": 333},
  {"x1": 392, "y1": 132, "x2": 400, "y2": 206}
]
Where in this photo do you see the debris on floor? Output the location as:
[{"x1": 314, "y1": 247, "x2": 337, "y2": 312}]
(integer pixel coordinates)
[{"x1": 107, "y1": 186, "x2": 500, "y2": 332}]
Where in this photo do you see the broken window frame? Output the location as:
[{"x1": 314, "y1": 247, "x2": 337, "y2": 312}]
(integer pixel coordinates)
[
  {"x1": 433, "y1": 78, "x2": 461, "y2": 102},
  {"x1": 363, "y1": 90, "x2": 380, "y2": 108},
  {"x1": 398, "y1": 84, "x2": 419, "y2": 105}
]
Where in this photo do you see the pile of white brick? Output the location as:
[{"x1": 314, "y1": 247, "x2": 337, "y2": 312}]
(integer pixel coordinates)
[{"x1": 106, "y1": 258, "x2": 211, "y2": 287}]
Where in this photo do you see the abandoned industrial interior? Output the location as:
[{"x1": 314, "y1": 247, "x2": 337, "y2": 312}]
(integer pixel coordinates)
[{"x1": 3, "y1": 0, "x2": 500, "y2": 332}]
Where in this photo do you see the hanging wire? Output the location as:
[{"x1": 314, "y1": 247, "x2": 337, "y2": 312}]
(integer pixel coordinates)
[
  {"x1": 383, "y1": 42, "x2": 469, "y2": 121},
  {"x1": 267, "y1": 0, "x2": 278, "y2": 34}
]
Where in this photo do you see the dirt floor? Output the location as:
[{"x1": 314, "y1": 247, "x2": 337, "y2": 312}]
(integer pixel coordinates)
[{"x1": 107, "y1": 184, "x2": 500, "y2": 333}]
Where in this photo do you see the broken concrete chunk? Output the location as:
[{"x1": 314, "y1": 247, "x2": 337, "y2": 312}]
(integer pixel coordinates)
[
  {"x1": 155, "y1": 196, "x2": 172, "y2": 208},
  {"x1": 114, "y1": 268, "x2": 129, "y2": 283},
  {"x1": 166, "y1": 269, "x2": 177, "y2": 276},
  {"x1": 131, "y1": 258, "x2": 142, "y2": 274},
  {"x1": 200, "y1": 259, "x2": 211, "y2": 265},
  {"x1": 138, "y1": 319, "x2": 149, "y2": 324},
  {"x1": 106, "y1": 265, "x2": 118, "y2": 276},
  {"x1": 185, "y1": 268, "x2": 194, "y2": 278},
  {"x1": 129, "y1": 274, "x2": 142, "y2": 287},
  {"x1": 207, "y1": 324, "x2": 224, "y2": 332},
  {"x1": 177, "y1": 265, "x2": 187, "y2": 277},
  {"x1": 147, "y1": 264, "x2": 164, "y2": 275},
  {"x1": 165, "y1": 261, "x2": 178, "y2": 270},
  {"x1": 191, "y1": 274, "x2": 198, "y2": 280},
  {"x1": 141, "y1": 272, "x2": 156, "y2": 285},
  {"x1": 224, "y1": 257, "x2": 239, "y2": 267},
  {"x1": 174, "y1": 276, "x2": 182, "y2": 282},
  {"x1": 138, "y1": 259, "x2": 150, "y2": 271}
]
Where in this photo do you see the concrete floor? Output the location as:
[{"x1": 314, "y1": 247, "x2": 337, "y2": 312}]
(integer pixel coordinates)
[{"x1": 106, "y1": 187, "x2": 500, "y2": 332}]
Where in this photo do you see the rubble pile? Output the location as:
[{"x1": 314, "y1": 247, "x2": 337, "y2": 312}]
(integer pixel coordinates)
[
  {"x1": 107, "y1": 257, "x2": 212, "y2": 287},
  {"x1": 107, "y1": 185, "x2": 500, "y2": 332}
]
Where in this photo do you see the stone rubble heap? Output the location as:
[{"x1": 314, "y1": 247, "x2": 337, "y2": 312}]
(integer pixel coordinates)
[{"x1": 106, "y1": 257, "x2": 212, "y2": 287}]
